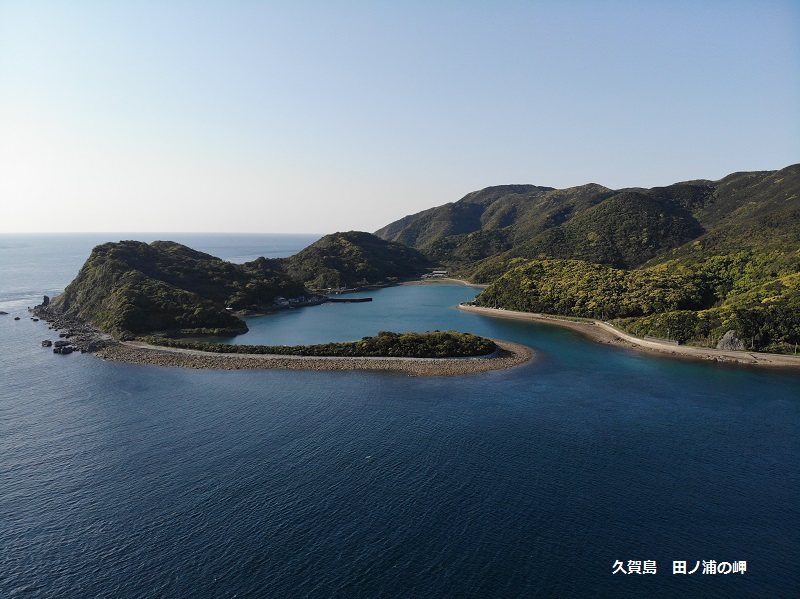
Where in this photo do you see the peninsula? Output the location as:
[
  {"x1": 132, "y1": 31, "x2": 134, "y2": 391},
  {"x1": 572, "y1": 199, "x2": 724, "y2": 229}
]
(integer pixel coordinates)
[
  {"x1": 34, "y1": 234, "x2": 531, "y2": 373},
  {"x1": 35, "y1": 163, "x2": 799, "y2": 368},
  {"x1": 42, "y1": 232, "x2": 431, "y2": 340}
]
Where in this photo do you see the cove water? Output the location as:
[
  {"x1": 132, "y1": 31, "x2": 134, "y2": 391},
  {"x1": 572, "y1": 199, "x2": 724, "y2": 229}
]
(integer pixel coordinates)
[{"x1": 1, "y1": 234, "x2": 798, "y2": 598}]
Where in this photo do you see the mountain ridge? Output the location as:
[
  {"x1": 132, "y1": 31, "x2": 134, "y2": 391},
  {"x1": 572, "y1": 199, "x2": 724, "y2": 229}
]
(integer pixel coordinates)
[
  {"x1": 376, "y1": 164, "x2": 800, "y2": 352},
  {"x1": 376, "y1": 164, "x2": 800, "y2": 277},
  {"x1": 43, "y1": 164, "x2": 800, "y2": 353}
]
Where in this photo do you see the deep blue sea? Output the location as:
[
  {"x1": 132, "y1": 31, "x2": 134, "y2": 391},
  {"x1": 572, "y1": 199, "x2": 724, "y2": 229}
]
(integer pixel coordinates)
[{"x1": 1, "y1": 234, "x2": 798, "y2": 598}]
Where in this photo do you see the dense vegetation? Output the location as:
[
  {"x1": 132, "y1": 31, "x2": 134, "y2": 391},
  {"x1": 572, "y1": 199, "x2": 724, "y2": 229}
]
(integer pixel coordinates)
[
  {"x1": 474, "y1": 252, "x2": 800, "y2": 352},
  {"x1": 50, "y1": 233, "x2": 431, "y2": 340},
  {"x1": 475, "y1": 260, "x2": 707, "y2": 318},
  {"x1": 376, "y1": 165, "x2": 799, "y2": 279},
  {"x1": 279, "y1": 231, "x2": 431, "y2": 289},
  {"x1": 49, "y1": 240, "x2": 306, "y2": 339},
  {"x1": 50, "y1": 164, "x2": 800, "y2": 353},
  {"x1": 378, "y1": 164, "x2": 800, "y2": 353},
  {"x1": 140, "y1": 330, "x2": 497, "y2": 358}
]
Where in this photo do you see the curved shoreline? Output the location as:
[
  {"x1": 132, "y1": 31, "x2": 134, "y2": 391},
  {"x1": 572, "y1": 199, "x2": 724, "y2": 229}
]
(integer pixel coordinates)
[
  {"x1": 97, "y1": 339, "x2": 533, "y2": 376},
  {"x1": 458, "y1": 304, "x2": 800, "y2": 368},
  {"x1": 403, "y1": 278, "x2": 488, "y2": 289}
]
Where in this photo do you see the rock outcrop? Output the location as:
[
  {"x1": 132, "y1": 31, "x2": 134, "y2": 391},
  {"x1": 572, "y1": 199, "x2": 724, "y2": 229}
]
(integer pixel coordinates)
[
  {"x1": 33, "y1": 305, "x2": 114, "y2": 353},
  {"x1": 717, "y1": 330, "x2": 745, "y2": 351}
]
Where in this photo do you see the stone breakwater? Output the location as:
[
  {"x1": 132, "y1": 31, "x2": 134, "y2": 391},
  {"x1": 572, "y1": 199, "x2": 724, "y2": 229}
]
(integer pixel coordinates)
[{"x1": 98, "y1": 340, "x2": 533, "y2": 376}]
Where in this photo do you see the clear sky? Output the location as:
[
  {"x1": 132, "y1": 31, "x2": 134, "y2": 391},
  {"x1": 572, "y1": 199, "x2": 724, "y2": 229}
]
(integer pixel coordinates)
[{"x1": 1, "y1": 0, "x2": 798, "y2": 234}]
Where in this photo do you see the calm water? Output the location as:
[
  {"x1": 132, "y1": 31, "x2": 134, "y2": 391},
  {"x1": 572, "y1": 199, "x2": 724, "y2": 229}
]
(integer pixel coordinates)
[{"x1": 1, "y1": 234, "x2": 798, "y2": 598}]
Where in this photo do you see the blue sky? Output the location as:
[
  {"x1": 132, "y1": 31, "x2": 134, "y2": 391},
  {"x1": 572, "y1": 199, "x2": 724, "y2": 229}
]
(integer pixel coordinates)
[{"x1": 1, "y1": 0, "x2": 798, "y2": 234}]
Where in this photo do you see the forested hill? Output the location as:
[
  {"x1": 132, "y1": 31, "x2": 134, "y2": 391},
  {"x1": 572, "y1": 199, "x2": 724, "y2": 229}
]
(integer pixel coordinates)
[
  {"x1": 276, "y1": 231, "x2": 432, "y2": 289},
  {"x1": 48, "y1": 240, "x2": 305, "y2": 339},
  {"x1": 47, "y1": 232, "x2": 432, "y2": 339},
  {"x1": 375, "y1": 165, "x2": 800, "y2": 278},
  {"x1": 375, "y1": 164, "x2": 800, "y2": 353}
]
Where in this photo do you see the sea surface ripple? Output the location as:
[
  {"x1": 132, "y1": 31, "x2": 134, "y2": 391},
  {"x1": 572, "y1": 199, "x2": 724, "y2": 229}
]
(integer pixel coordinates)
[{"x1": 1, "y1": 234, "x2": 798, "y2": 598}]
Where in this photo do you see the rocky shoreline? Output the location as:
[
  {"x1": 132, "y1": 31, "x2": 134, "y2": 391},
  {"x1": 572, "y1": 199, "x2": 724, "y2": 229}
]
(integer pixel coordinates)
[
  {"x1": 97, "y1": 339, "x2": 533, "y2": 376},
  {"x1": 32, "y1": 302, "x2": 115, "y2": 353},
  {"x1": 32, "y1": 300, "x2": 532, "y2": 375}
]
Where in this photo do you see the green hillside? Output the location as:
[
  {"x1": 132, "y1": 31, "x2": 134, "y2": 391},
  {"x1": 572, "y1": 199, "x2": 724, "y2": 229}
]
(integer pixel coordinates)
[
  {"x1": 48, "y1": 232, "x2": 431, "y2": 340},
  {"x1": 280, "y1": 231, "x2": 431, "y2": 289},
  {"x1": 49, "y1": 240, "x2": 305, "y2": 339},
  {"x1": 379, "y1": 164, "x2": 800, "y2": 353},
  {"x1": 474, "y1": 255, "x2": 800, "y2": 352},
  {"x1": 376, "y1": 164, "x2": 800, "y2": 279}
]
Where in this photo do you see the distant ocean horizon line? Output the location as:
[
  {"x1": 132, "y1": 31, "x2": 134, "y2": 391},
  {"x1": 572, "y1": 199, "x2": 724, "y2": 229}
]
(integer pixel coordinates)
[{"x1": 0, "y1": 231, "x2": 330, "y2": 236}]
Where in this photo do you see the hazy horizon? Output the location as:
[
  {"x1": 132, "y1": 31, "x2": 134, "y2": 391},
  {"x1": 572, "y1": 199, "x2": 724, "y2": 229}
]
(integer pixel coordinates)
[{"x1": 2, "y1": 1, "x2": 798, "y2": 234}]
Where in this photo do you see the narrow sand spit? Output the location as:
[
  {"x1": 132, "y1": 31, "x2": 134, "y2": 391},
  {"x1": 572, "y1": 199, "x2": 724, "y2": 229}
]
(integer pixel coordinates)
[
  {"x1": 458, "y1": 304, "x2": 800, "y2": 368},
  {"x1": 98, "y1": 339, "x2": 533, "y2": 376},
  {"x1": 403, "y1": 278, "x2": 488, "y2": 289}
]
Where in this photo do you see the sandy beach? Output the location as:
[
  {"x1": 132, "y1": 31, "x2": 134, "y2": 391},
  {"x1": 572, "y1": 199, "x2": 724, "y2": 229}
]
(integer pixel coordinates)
[
  {"x1": 458, "y1": 304, "x2": 800, "y2": 368},
  {"x1": 403, "y1": 278, "x2": 488, "y2": 289},
  {"x1": 98, "y1": 338, "x2": 533, "y2": 376}
]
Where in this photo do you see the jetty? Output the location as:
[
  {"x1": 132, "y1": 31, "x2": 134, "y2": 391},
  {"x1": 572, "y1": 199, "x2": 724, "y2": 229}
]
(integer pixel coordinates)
[{"x1": 325, "y1": 297, "x2": 373, "y2": 303}]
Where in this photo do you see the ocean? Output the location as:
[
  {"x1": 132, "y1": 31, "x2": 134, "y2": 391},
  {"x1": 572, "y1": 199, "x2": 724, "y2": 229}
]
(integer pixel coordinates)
[{"x1": 1, "y1": 233, "x2": 798, "y2": 598}]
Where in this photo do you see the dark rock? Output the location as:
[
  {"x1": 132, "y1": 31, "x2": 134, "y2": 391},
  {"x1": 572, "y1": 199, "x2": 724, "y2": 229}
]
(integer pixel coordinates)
[
  {"x1": 42, "y1": 295, "x2": 50, "y2": 306},
  {"x1": 0, "y1": 311, "x2": 8, "y2": 315},
  {"x1": 42, "y1": 340, "x2": 53, "y2": 347},
  {"x1": 14, "y1": 316, "x2": 20, "y2": 320},
  {"x1": 86, "y1": 340, "x2": 107, "y2": 352},
  {"x1": 32, "y1": 305, "x2": 115, "y2": 354}
]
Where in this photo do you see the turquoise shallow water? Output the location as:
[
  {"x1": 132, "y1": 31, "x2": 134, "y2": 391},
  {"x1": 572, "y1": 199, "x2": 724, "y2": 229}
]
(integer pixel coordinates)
[
  {"x1": 225, "y1": 284, "x2": 483, "y2": 345},
  {"x1": 1, "y1": 234, "x2": 799, "y2": 598}
]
